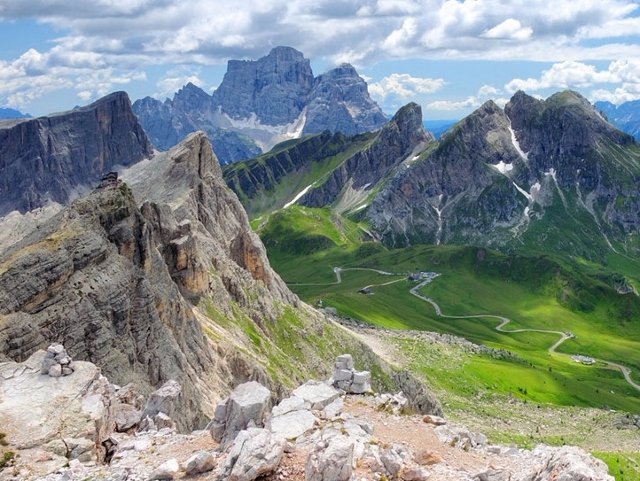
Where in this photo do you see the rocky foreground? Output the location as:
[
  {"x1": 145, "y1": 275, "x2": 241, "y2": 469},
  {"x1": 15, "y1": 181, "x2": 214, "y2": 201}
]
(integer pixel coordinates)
[{"x1": 0, "y1": 349, "x2": 613, "y2": 481}]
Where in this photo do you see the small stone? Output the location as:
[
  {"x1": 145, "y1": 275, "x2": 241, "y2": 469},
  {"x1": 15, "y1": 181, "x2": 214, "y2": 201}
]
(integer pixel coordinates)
[
  {"x1": 40, "y1": 357, "x2": 57, "y2": 375},
  {"x1": 336, "y1": 354, "x2": 354, "y2": 370},
  {"x1": 61, "y1": 367, "x2": 74, "y2": 376},
  {"x1": 422, "y1": 415, "x2": 446, "y2": 426},
  {"x1": 148, "y1": 458, "x2": 179, "y2": 480},
  {"x1": 47, "y1": 343, "x2": 65, "y2": 356},
  {"x1": 48, "y1": 364, "x2": 62, "y2": 377},
  {"x1": 58, "y1": 355, "x2": 72, "y2": 365},
  {"x1": 414, "y1": 450, "x2": 443, "y2": 466},
  {"x1": 333, "y1": 369, "x2": 353, "y2": 382},
  {"x1": 184, "y1": 451, "x2": 216, "y2": 475}
]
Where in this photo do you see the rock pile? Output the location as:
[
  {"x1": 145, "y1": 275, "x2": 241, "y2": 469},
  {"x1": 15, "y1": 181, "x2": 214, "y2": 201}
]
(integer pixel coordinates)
[
  {"x1": 39, "y1": 343, "x2": 74, "y2": 377},
  {"x1": 332, "y1": 354, "x2": 372, "y2": 394}
]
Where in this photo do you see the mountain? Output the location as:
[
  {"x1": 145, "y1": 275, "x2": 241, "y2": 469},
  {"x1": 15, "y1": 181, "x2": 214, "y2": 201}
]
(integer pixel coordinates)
[
  {"x1": 366, "y1": 90, "x2": 639, "y2": 256},
  {"x1": 0, "y1": 107, "x2": 29, "y2": 119},
  {"x1": 227, "y1": 90, "x2": 640, "y2": 259},
  {"x1": 423, "y1": 119, "x2": 457, "y2": 139},
  {"x1": 0, "y1": 130, "x2": 431, "y2": 431},
  {"x1": 596, "y1": 99, "x2": 640, "y2": 141},
  {"x1": 132, "y1": 84, "x2": 262, "y2": 165},
  {"x1": 0, "y1": 92, "x2": 152, "y2": 216},
  {"x1": 133, "y1": 46, "x2": 387, "y2": 163},
  {"x1": 224, "y1": 102, "x2": 432, "y2": 218}
]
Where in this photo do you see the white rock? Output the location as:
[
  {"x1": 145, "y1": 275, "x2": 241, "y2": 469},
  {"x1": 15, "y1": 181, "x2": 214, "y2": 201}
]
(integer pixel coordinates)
[
  {"x1": 48, "y1": 364, "x2": 62, "y2": 377},
  {"x1": 305, "y1": 435, "x2": 354, "y2": 481},
  {"x1": 381, "y1": 445, "x2": 404, "y2": 477},
  {"x1": 333, "y1": 369, "x2": 353, "y2": 382},
  {"x1": 184, "y1": 451, "x2": 216, "y2": 475},
  {"x1": 271, "y1": 395, "x2": 309, "y2": 417},
  {"x1": 352, "y1": 371, "x2": 370, "y2": 384},
  {"x1": 335, "y1": 354, "x2": 354, "y2": 370},
  {"x1": 142, "y1": 380, "x2": 181, "y2": 424},
  {"x1": 322, "y1": 397, "x2": 344, "y2": 418},
  {"x1": 292, "y1": 381, "x2": 340, "y2": 410},
  {"x1": 269, "y1": 409, "x2": 316, "y2": 440},
  {"x1": 216, "y1": 427, "x2": 284, "y2": 481},
  {"x1": 210, "y1": 381, "x2": 271, "y2": 445},
  {"x1": 149, "y1": 458, "x2": 179, "y2": 480}
]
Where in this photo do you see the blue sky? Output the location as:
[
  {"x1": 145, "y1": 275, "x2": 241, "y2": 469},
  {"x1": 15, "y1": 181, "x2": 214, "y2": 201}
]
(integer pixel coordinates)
[{"x1": 1, "y1": 0, "x2": 639, "y2": 120}]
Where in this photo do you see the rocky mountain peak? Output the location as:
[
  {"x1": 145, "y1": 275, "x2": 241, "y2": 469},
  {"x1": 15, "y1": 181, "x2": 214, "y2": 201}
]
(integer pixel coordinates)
[
  {"x1": 0, "y1": 91, "x2": 152, "y2": 216},
  {"x1": 172, "y1": 82, "x2": 210, "y2": 109},
  {"x1": 168, "y1": 130, "x2": 222, "y2": 180}
]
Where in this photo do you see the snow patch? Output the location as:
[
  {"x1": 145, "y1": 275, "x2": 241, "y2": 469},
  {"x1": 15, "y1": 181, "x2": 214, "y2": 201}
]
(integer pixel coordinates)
[
  {"x1": 530, "y1": 182, "x2": 541, "y2": 202},
  {"x1": 352, "y1": 204, "x2": 368, "y2": 212},
  {"x1": 492, "y1": 161, "x2": 514, "y2": 175},
  {"x1": 544, "y1": 168, "x2": 557, "y2": 182},
  {"x1": 284, "y1": 183, "x2": 314, "y2": 208},
  {"x1": 508, "y1": 125, "x2": 528, "y2": 161},
  {"x1": 512, "y1": 182, "x2": 533, "y2": 202}
]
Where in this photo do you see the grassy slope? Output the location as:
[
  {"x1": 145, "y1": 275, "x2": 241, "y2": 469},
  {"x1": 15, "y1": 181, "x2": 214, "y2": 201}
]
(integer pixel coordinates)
[
  {"x1": 224, "y1": 133, "x2": 376, "y2": 218},
  {"x1": 258, "y1": 206, "x2": 640, "y2": 414}
]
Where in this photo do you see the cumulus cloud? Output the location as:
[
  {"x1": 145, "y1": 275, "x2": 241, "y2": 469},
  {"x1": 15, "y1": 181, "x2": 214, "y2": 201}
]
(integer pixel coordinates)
[
  {"x1": 0, "y1": 0, "x2": 639, "y2": 109},
  {"x1": 482, "y1": 19, "x2": 532, "y2": 40},
  {"x1": 155, "y1": 68, "x2": 203, "y2": 99},
  {"x1": 426, "y1": 84, "x2": 502, "y2": 111},
  {"x1": 505, "y1": 59, "x2": 640, "y2": 104},
  {"x1": 369, "y1": 73, "x2": 446, "y2": 101}
]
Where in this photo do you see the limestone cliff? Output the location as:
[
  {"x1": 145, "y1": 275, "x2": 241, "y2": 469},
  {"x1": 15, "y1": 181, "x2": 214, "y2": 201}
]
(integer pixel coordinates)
[
  {"x1": 0, "y1": 132, "x2": 423, "y2": 431},
  {"x1": 0, "y1": 92, "x2": 152, "y2": 216}
]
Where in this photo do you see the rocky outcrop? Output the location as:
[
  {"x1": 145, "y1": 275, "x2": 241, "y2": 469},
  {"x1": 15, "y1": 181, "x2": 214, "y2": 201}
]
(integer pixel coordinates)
[
  {"x1": 299, "y1": 102, "x2": 433, "y2": 211},
  {"x1": 0, "y1": 132, "x2": 297, "y2": 431},
  {"x1": 0, "y1": 91, "x2": 152, "y2": 216},
  {"x1": 134, "y1": 46, "x2": 386, "y2": 158},
  {"x1": 0, "y1": 347, "x2": 116, "y2": 472},
  {"x1": 133, "y1": 86, "x2": 261, "y2": 164},
  {"x1": 366, "y1": 90, "x2": 640, "y2": 257}
]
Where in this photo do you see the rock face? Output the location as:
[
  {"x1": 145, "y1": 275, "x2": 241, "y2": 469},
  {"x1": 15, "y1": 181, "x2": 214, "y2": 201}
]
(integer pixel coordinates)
[
  {"x1": 0, "y1": 131, "x2": 297, "y2": 431},
  {"x1": 132, "y1": 86, "x2": 262, "y2": 165},
  {"x1": 366, "y1": 90, "x2": 640, "y2": 257},
  {"x1": 133, "y1": 46, "x2": 386, "y2": 160},
  {"x1": 0, "y1": 91, "x2": 152, "y2": 216},
  {"x1": 223, "y1": 102, "x2": 431, "y2": 218},
  {"x1": 596, "y1": 99, "x2": 640, "y2": 141},
  {"x1": 300, "y1": 102, "x2": 432, "y2": 211},
  {"x1": 0, "y1": 349, "x2": 116, "y2": 467}
]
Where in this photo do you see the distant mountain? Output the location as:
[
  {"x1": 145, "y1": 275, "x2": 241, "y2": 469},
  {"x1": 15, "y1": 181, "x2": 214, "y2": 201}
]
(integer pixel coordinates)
[
  {"x1": 595, "y1": 99, "x2": 640, "y2": 141},
  {"x1": 133, "y1": 46, "x2": 387, "y2": 164},
  {"x1": 0, "y1": 107, "x2": 29, "y2": 119},
  {"x1": 0, "y1": 92, "x2": 152, "y2": 215},
  {"x1": 423, "y1": 120, "x2": 456, "y2": 139},
  {"x1": 227, "y1": 90, "x2": 640, "y2": 259},
  {"x1": 224, "y1": 102, "x2": 431, "y2": 218}
]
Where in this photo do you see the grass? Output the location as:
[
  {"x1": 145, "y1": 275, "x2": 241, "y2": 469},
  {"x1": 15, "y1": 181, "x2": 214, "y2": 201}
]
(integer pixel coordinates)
[
  {"x1": 594, "y1": 452, "x2": 640, "y2": 481},
  {"x1": 258, "y1": 206, "x2": 640, "y2": 413}
]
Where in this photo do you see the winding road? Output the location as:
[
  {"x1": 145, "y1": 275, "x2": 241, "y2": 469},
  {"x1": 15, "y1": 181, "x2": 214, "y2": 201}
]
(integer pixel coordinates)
[{"x1": 296, "y1": 267, "x2": 640, "y2": 393}]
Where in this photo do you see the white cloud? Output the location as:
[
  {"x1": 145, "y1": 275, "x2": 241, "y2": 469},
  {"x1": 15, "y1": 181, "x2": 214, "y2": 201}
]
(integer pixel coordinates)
[
  {"x1": 369, "y1": 73, "x2": 446, "y2": 101},
  {"x1": 425, "y1": 84, "x2": 502, "y2": 111},
  {"x1": 155, "y1": 69, "x2": 203, "y2": 99},
  {"x1": 0, "y1": 0, "x2": 640, "y2": 109},
  {"x1": 505, "y1": 59, "x2": 640, "y2": 104},
  {"x1": 482, "y1": 19, "x2": 532, "y2": 40}
]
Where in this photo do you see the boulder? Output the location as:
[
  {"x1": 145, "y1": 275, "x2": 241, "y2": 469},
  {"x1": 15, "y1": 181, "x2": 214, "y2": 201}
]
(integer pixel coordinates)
[
  {"x1": 381, "y1": 445, "x2": 405, "y2": 477},
  {"x1": 209, "y1": 381, "x2": 271, "y2": 445},
  {"x1": 475, "y1": 468, "x2": 512, "y2": 481},
  {"x1": 305, "y1": 436, "x2": 354, "y2": 481},
  {"x1": 269, "y1": 409, "x2": 316, "y2": 440},
  {"x1": 116, "y1": 383, "x2": 145, "y2": 410},
  {"x1": 0, "y1": 350, "x2": 116, "y2": 465},
  {"x1": 216, "y1": 428, "x2": 284, "y2": 481},
  {"x1": 322, "y1": 397, "x2": 343, "y2": 418},
  {"x1": 184, "y1": 451, "x2": 216, "y2": 475},
  {"x1": 422, "y1": 414, "x2": 447, "y2": 426},
  {"x1": 521, "y1": 445, "x2": 615, "y2": 481},
  {"x1": 399, "y1": 463, "x2": 430, "y2": 481},
  {"x1": 114, "y1": 403, "x2": 142, "y2": 432},
  {"x1": 335, "y1": 354, "x2": 354, "y2": 370},
  {"x1": 149, "y1": 458, "x2": 180, "y2": 480},
  {"x1": 292, "y1": 381, "x2": 340, "y2": 410},
  {"x1": 272, "y1": 395, "x2": 309, "y2": 417},
  {"x1": 141, "y1": 380, "x2": 181, "y2": 423}
]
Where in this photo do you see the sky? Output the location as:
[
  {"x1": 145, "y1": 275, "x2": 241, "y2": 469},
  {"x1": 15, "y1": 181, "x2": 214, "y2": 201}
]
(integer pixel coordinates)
[{"x1": 1, "y1": 0, "x2": 639, "y2": 120}]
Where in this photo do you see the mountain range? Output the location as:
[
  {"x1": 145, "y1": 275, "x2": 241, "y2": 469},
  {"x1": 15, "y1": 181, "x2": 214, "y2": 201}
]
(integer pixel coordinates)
[
  {"x1": 228, "y1": 90, "x2": 640, "y2": 260},
  {"x1": 132, "y1": 46, "x2": 387, "y2": 164},
  {"x1": 0, "y1": 107, "x2": 29, "y2": 119},
  {"x1": 596, "y1": 99, "x2": 640, "y2": 141}
]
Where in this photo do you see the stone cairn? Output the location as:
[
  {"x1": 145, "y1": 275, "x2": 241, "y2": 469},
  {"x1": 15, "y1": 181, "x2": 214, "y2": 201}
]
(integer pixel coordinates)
[
  {"x1": 332, "y1": 354, "x2": 372, "y2": 394},
  {"x1": 40, "y1": 343, "x2": 75, "y2": 377}
]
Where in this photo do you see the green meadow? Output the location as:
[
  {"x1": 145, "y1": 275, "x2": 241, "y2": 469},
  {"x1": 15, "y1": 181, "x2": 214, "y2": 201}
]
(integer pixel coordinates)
[{"x1": 260, "y1": 206, "x2": 640, "y2": 412}]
